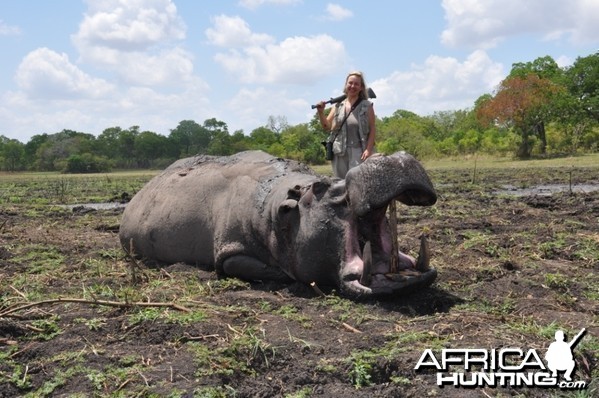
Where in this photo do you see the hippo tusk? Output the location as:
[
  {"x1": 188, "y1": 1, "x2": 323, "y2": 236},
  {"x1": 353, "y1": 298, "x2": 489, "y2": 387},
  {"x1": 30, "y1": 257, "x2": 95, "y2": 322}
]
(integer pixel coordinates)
[
  {"x1": 360, "y1": 241, "x2": 373, "y2": 286},
  {"x1": 415, "y1": 235, "x2": 431, "y2": 272},
  {"x1": 388, "y1": 200, "x2": 399, "y2": 273}
]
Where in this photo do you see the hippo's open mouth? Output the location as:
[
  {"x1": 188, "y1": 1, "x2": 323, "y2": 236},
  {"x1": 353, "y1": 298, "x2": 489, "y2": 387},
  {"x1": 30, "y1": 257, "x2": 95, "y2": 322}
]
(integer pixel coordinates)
[
  {"x1": 338, "y1": 152, "x2": 438, "y2": 297},
  {"x1": 339, "y1": 201, "x2": 437, "y2": 297}
]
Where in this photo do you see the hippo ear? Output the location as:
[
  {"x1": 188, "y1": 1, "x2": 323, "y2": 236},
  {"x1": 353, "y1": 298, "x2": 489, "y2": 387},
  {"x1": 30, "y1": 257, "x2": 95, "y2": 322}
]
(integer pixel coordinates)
[{"x1": 310, "y1": 180, "x2": 330, "y2": 199}]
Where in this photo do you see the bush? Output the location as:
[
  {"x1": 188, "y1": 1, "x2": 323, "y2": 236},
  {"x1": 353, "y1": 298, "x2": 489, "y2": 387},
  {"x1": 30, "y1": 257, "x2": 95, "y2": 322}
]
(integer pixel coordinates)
[{"x1": 64, "y1": 153, "x2": 112, "y2": 173}]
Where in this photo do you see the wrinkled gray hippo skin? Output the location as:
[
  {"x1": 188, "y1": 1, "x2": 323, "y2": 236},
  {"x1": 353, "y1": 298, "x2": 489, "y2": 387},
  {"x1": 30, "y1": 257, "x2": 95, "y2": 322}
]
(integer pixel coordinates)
[{"x1": 118, "y1": 150, "x2": 438, "y2": 297}]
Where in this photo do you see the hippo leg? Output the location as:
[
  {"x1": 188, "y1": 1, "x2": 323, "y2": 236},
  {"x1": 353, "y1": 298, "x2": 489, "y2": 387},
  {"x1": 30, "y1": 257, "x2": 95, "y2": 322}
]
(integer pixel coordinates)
[{"x1": 222, "y1": 255, "x2": 294, "y2": 283}]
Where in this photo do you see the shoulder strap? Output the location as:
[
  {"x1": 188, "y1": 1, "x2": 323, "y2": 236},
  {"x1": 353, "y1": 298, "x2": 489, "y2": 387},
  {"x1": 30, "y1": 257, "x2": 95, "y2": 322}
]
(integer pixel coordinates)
[{"x1": 335, "y1": 97, "x2": 363, "y2": 134}]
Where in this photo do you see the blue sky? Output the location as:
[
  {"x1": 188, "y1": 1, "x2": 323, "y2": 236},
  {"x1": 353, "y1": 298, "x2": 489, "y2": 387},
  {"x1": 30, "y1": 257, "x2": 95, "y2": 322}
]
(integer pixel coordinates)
[{"x1": 1, "y1": 0, "x2": 597, "y2": 143}]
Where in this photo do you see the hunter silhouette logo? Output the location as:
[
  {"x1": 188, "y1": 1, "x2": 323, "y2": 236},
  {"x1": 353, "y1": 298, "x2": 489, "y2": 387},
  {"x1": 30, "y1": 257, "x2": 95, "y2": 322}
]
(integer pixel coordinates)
[
  {"x1": 414, "y1": 328, "x2": 588, "y2": 390},
  {"x1": 545, "y1": 328, "x2": 586, "y2": 382}
]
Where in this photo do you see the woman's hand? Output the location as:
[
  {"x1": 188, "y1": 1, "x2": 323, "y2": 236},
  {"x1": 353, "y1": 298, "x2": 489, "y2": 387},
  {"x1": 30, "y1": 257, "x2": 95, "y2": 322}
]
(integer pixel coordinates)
[
  {"x1": 317, "y1": 101, "x2": 330, "y2": 130},
  {"x1": 361, "y1": 148, "x2": 372, "y2": 161}
]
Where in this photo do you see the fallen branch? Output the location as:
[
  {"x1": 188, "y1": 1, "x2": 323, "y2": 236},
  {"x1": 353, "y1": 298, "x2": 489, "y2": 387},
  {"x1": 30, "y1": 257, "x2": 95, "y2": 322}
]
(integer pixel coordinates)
[{"x1": 0, "y1": 297, "x2": 192, "y2": 318}]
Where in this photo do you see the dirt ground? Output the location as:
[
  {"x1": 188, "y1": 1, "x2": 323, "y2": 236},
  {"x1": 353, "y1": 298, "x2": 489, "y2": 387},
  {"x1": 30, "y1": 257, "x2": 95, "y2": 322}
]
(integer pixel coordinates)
[{"x1": 0, "y1": 164, "x2": 598, "y2": 397}]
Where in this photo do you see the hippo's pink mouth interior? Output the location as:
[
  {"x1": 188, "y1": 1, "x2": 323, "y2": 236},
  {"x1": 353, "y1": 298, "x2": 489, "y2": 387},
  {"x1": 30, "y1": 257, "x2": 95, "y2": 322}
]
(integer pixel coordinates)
[{"x1": 339, "y1": 202, "x2": 436, "y2": 296}]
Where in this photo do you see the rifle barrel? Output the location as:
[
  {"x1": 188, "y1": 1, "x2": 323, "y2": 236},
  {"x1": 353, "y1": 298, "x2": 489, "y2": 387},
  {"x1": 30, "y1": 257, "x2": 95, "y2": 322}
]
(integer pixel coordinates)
[
  {"x1": 310, "y1": 87, "x2": 377, "y2": 109},
  {"x1": 568, "y1": 328, "x2": 586, "y2": 348}
]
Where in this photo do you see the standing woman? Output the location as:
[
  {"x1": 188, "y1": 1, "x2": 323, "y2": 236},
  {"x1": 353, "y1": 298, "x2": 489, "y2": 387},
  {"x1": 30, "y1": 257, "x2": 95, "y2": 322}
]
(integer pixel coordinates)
[{"x1": 316, "y1": 71, "x2": 377, "y2": 178}]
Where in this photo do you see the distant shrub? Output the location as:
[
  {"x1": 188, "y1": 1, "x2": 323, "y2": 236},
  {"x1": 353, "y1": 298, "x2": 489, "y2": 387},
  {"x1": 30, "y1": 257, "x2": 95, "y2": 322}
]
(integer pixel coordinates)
[{"x1": 64, "y1": 153, "x2": 112, "y2": 173}]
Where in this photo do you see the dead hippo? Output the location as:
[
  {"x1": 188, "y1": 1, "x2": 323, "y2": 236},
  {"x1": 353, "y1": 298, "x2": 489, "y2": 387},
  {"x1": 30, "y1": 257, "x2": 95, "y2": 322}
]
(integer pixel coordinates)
[{"x1": 119, "y1": 150, "x2": 437, "y2": 297}]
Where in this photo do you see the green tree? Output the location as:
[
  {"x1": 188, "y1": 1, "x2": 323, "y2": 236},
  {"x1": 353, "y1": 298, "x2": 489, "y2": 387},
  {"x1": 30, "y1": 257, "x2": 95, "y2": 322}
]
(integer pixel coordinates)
[
  {"x1": 134, "y1": 131, "x2": 170, "y2": 168},
  {"x1": 510, "y1": 55, "x2": 562, "y2": 80},
  {"x1": 34, "y1": 129, "x2": 96, "y2": 171},
  {"x1": 230, "y1": 130, "x2": 251, "y2": 153},
  {"x1": 96, "y1": 127, "x2": 123, "y2": 159},
  {"x1": 207, "y1": 130, "x2": 232, "y2": 155},
  {"x1": 565, "y1": 52, "x2": 599, "y2": 122},
  {"x1": 64, "y1": 153, "x2": 111, "y2": 173},
  {"x1": 204, "y1": 118, "x2": 233, "y2": 155},
  {"x1": 377, "y1": 110, "x2": 436, "y2": 158},
  {"x1": 0, "y1": 136, "x2": 25, "y2": 171},
  {"x1": 280, "y1": 124, "x2": 323, "y2": 163},
  {"x1": 553, "y1": 52, "x2": 599, "y2": 152},
  {"x1": 249, "y1": 126, "x2": 280, "y2": 151},
  {"x1": 23, "y1": 134, "x2": 48, "y2": 169},
  {"x1": 169, "y1": 120, "x2": 207, "y2": 156}
]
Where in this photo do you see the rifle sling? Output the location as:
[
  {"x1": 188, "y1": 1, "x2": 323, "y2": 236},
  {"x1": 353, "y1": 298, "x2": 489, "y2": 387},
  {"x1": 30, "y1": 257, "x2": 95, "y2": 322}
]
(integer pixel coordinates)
[{"x1": 331, "y1": 97, "x2": 363, "y2": 145}]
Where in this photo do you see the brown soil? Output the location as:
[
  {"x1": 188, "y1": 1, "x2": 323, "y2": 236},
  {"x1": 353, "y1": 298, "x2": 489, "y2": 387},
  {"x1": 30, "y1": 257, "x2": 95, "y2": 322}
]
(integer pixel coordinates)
[{"x1": 1, "y1": 166, "x2": 598, "y2": 397}]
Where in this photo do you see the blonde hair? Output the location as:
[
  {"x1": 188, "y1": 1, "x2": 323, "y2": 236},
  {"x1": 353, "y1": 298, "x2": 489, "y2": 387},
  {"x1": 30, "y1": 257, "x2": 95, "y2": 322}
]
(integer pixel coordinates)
[
  {"x1": 343, "y1": 71, "x2": 369, "y2": 100},
  {"x1": 330, "y1": 71, "x2": 368, "y2": 131}
]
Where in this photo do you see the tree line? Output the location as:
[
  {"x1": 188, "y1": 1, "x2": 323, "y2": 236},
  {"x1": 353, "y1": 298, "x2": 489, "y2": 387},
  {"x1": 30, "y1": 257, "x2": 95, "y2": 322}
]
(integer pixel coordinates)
[{"x1": 1, "y1": 52, "x2": 597, "y2": 173}]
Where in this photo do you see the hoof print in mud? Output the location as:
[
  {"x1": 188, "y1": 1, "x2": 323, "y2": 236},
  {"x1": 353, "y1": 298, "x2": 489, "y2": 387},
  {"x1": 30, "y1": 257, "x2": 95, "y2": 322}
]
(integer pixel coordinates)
[{"x1": 119, "y1": 150, "x2": 438, "y2": 298}]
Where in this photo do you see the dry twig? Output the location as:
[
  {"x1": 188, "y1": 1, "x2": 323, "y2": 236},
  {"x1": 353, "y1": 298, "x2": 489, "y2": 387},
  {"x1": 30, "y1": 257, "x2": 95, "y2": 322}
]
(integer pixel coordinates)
[
  {"x1": 0, "y1": 297, "x2": 191, "y2": 318},
  {"x1": 342, "y1": 322, "x2": 362, "y2": 334}
]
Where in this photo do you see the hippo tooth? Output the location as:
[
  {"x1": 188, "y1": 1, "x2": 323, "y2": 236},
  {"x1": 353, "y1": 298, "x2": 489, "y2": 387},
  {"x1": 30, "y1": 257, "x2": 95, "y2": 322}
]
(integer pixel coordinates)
[
  {"x1": 415, "y1": 235, "x2": 431, "y2": 272},
  {"x1": 360, "y1": 241, "x2": 373, "y2": 286}
]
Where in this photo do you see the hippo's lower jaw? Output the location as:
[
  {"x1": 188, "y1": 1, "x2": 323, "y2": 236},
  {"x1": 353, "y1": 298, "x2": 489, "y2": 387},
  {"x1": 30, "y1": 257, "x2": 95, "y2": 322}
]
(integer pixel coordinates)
[
  {"x1": 344, "y1": 268, "x2": 438, "y2": 296},
  {"x1": 339, "y1": 206, "x2": 437, "y2": 297},
  {"x1": 340, "y1": 238, "x2": 437, "y2": 297}
]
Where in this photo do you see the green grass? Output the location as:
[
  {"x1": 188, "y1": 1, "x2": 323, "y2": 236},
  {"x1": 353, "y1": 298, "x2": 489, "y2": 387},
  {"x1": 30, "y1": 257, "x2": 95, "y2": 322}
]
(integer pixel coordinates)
[{"x1": 0, "y1": 170, "x2": 156, "y2": 205}]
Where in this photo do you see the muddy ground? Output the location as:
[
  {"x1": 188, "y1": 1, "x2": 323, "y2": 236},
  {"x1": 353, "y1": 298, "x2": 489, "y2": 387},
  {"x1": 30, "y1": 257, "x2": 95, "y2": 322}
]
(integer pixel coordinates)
[{"x1": 0, "y1": 164, "x2": 598, "y2": 397}]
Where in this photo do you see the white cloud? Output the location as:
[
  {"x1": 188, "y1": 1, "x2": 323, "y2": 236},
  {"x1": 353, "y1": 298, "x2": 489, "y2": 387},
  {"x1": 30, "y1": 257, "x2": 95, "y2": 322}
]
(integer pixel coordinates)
[
  {"x1": 370, "y1": 50, "x2": 504, "y2": 115},
  {"x1": 238, "y1": 0, "x2": 302, "y2": 10},
  {"x1": 117, "y1": 48, "x2": 197, "y2": 87},
  {"x1": 209, "y1": 15, "x2": 346, "y2": 85},
  {"x1": 72, "y1": 0, "x2": 194, "y2": 87},
  {"x1": 441, "y1": 0, "x2": 599, "y2": 48},
  {"x1": 325, "y1": 4, "x2": 353, "y2": 21},
  {"x1": 215, "y1": 35, "x2": 346, "y2": 84},
  {"x1": 74, "y1": 0, "x2": 185, "y2": 51},
  {"x1": 205, "y1": 15, "x2": 275, "y2": 48},
  {"x1": 14, "y1": 48, "x2": 115, "y2": 100},
  {"x1": 0, "y1": 19, "x2": 21, "y2": 35}
]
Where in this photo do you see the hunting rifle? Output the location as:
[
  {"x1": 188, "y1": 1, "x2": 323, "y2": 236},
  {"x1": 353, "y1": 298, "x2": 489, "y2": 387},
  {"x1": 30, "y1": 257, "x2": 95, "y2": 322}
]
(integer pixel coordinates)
[
  {"x1": 568, "y1": 328, "x2": 586, "y2": 349},
  {"x1": 311, "y1": 87, "x2": 377, "y2": 109}
]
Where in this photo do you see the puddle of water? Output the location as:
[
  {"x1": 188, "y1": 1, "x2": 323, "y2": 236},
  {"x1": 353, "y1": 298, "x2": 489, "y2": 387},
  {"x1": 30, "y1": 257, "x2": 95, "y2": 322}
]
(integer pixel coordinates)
[
  {"x1": 64, "y1": 202, "x2": 127, "y2": 210},
  {"x1": 494, "y1": 184, "x2": 599, "y2": 197}
]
